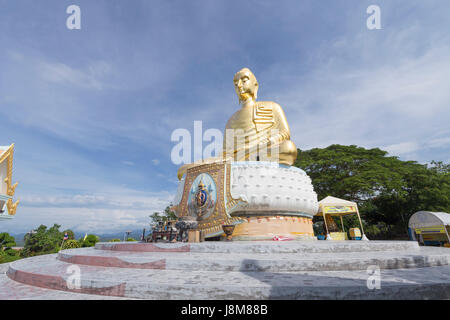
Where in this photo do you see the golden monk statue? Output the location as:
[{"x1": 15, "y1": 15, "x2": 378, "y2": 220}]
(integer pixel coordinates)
[{"x1": 177, "y1": 68, "x2": 297, "y2": 180}]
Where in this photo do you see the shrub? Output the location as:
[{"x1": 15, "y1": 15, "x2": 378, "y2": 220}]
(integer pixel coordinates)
[
  {"x1": 0, "y1": 233, "x2": 16, "y2": 250},
  {"x1": 80, "y1": 234, "x2": 99, "y2": 247},
  {"x1": 61, "y1": 240, "x2": 81, "y2": 250}
]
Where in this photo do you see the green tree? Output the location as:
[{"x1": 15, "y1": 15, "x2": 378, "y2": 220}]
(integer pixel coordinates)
[
  {"x1": 150, "y1": 212, "x2": 162, "y2": 225},
  {"x1": 0, "y1": 233, "x2": 16, "y2": 251},
  {"x1": 164, "y1": 205, "x2": 177, "y2": 220},
  {"x1": 80, "y1": 234, "x2": 99, "y2": 247},
  {"x1": 364, "y1": 160, "x2": 449, "y2": 237},
  {"x1": 295, "y1": 145, "x2": 450, "y2": 239},
  {"x1": 22, "y1": 224, "x2": 64, "y2": 257},
  {"x1": 0, "y1": 233, "x2": 20, "y2": 263},
  {"x1": 150, "y1": 205, "x2": 177, "y2": 226},
  {"x1": 295, "y1": 145, "x2": 407, "y2": 201}
]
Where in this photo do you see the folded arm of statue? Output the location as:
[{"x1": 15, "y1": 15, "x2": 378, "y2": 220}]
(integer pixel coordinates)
[
  {"x1": 256, "y1": 130, "x2": 297, "y2": 165},
  {"x1": 259, "y1": 130, "x2": 290, "y2": 146}
]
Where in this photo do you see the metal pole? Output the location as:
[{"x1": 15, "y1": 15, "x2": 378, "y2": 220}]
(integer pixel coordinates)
[
  {"x1": 59, "y1": 238, "x2": 66, "y2": 253},
  {"x1": 356, "y1": 207, "x2": 365, "y2": 235},
  {"x1": 444, "y1": 225, "x2": 450, "y2": 245},
  {"x1": 340, "y1": 215, "x2": 345, "y2": 232},
  {"x1": 323, "y1": 213, "x2": 330, "y2": 236}
]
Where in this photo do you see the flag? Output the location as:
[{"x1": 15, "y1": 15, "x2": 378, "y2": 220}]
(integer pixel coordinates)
[
  {"x1": 83, "y1": 233, "x2": 87, "y2": 241},
  {"x1": 63, "y1": 233, "x2": 68, "y2": 240}
]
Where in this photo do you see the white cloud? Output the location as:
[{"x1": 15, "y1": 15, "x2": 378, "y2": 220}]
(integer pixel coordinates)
[
  {"x1": 384, "y1": 142, "x2": 420, "y2": 156},
  {"x1": 4, "y1": 207, "x2": 151, "y2": 234},
  {"x1": 426, "y1": 137, "x2": 450, "y2": 149},
  {"x1": 3, "y1": 189, "x2": 174, "y2": 233},
  {"x1": 38, "y1": 60, "x2": 113, "y2": 90},
  {"x1": 262, "y1": 31, "x2": 450, "y2": 164},
  {"x1": 0, "y1": 50, "x2": 184, "y2": 151}
]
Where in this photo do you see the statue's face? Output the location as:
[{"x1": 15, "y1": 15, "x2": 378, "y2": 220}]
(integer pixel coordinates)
[{"x1": 234, "y1": 69, "x2": 258, "y2": 103}]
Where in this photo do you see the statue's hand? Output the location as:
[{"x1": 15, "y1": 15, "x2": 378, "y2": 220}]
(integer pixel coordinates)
[{"x1": 259, "y1": 134, "x2": 282, "y2": 146}]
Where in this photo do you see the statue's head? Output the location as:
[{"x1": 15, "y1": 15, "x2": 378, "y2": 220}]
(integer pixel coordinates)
[{"x1": 234, "y1": 68, "x2": 258, "y2": 104}]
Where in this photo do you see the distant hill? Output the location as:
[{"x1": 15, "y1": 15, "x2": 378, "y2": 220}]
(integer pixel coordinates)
[
  {"x1": 10, "y1": 233, "x2": 27, "y2": 246},
  {"x1": 10, "y1": 228, "x2": 148, "y2": 246},
  {"x1": 94, "y1": 229, "x2": 146, "y2": 242}
]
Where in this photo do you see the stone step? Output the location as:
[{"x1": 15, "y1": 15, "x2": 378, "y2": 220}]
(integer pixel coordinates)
[
  {"x1": 58, "y1": 247, "x2": 450, "y2": 272},
  {"x1": 95, "y1": 240, "x2": 420, "y2": 254},
  {"x1": 0, "y1": 274, "x2": 131, "y2": 300},
  {"x1": 0, "y1": 261, "x2": 130, "y2": 300},
  {"x1": 7, "y1": 253, "x2": 450, "y2": 299}
]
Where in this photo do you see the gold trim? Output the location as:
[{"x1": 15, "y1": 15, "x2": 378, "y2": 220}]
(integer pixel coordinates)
[
  {"x1": 0, "y1": 144, "x2": 18, "y2": 197},
  {"x1": 6, "y1": 199, "x2": 19, "y2": 216},
  {"x1": 0, "y1": 144, "x2": 13, "y2": 164},
  {"x1": 0, "y1": 144, "x2": 19, "y2": 216},
  {"x1": 177, "y1": 161, "x2": 245, "y2": 237}
]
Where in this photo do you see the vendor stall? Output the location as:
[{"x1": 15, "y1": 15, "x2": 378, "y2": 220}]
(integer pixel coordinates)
[
  {"x1": 408, "y1": 211, "x2": 450, "y2": 247},
  {"x1": 315, "y1": 196, "x2": 368, "y2": 241}
]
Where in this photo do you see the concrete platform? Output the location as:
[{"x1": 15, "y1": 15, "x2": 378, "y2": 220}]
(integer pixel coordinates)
[
  {"x1": 59, "y1": 246, "x2": 450, "y2": 272},
  {"x1": 95, "y1": 240, "x2": 420, "y2": 253},
  {"x1": 4, "y1": 241, "x2": 450, "y2": 299}
]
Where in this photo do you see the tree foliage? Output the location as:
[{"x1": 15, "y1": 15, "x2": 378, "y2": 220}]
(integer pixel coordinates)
[
  {"x1": 79, "y1": 234, "x2": 99, "y2": 247},
  {"x1": 0, "y1": 233, "x2": 16, "y2": 251},
  {"x1": 0, "y1": 233, "x2": 19, "y2": 263},
  {"x1": 61, "y1": 239, "x2": 81, "y2": 250},
  {"x1": 295, "y1": 145, "x2": 450, "y2": 239},
  {"x1": 150, "y1": 205, "x2": 177, "y2": 226},
  {"x1": 22, "y1": 224, "x2": 64, "y2": 257}
]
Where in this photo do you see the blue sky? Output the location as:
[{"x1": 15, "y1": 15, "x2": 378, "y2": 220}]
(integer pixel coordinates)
[{"x1": 0, "y1": 0, "x2": 449, "y2": 234}]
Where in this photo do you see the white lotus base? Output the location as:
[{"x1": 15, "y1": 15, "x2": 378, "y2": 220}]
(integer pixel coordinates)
[{"x1": 228, "y1": 162, "x2": 319, "y2": 217}]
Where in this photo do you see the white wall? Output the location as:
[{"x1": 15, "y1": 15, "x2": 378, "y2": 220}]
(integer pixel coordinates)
[{"x1": 0, "y1": 161, "x2": 7, "y2": 195}]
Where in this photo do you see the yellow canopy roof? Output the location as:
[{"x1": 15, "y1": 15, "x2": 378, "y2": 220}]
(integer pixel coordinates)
[{"x1": 315, "y1": 196, "x2": 358, "y2": 216}]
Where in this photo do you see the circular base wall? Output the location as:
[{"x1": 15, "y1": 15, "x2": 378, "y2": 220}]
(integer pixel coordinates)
[{"x1": 231, "y1": 215, "x2": 315, "y2": 240}]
